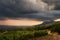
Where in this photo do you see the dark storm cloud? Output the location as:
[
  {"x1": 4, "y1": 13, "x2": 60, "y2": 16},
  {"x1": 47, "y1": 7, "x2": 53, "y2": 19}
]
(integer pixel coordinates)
[
  {"x1": 43, "y1": 0, "x2": 60, "y2": 10},
  {"x1": 0, "y1": 0, "x2": 48, "y2": 18},
  {"x1": 0, "y1": 0, "x2": 60, "y2": 20}
]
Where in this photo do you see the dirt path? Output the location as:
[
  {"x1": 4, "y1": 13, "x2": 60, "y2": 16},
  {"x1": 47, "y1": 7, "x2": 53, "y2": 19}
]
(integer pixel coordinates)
[{"x1": 47, "y1": 30, "x2": 60, "y2": 40}]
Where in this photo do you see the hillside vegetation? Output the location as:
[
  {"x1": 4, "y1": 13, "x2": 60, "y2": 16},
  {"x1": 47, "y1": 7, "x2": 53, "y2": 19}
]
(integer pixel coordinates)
[{"x1": 0, "y1": 21, "x2": 60, "y2": 40}]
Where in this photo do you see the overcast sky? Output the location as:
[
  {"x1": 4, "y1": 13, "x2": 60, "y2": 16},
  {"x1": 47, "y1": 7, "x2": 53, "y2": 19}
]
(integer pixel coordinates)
[{"x1": 0, "y1": 0, "x2": 60, "y2": 20}]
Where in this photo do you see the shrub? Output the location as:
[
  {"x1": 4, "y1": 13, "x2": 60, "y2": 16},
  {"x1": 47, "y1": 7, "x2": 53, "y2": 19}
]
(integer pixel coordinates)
[
  {"x1": 51, "y1": 22, "x2": 60, "y2": 34},
  {"x1": 34, "y1": 30, "x2": 48, "y2": 37},
  {"x1": 0, "y1": 30, "x2": 48, "y2": 40}
]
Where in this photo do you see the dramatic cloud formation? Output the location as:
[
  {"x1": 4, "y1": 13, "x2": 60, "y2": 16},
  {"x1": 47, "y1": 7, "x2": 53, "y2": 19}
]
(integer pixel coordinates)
[{"x1": 0, "y1": 0, "x2": 60, "y2": 20}]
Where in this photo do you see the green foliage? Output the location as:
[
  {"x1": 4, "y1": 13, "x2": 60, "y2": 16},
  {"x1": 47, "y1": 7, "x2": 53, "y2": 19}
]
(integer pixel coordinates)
[
  {"x1": 1, "y1": 21, "x2": 60, "y2": 40},
  {"x1": 0, "y1": 30, "x2": 48, "y2": 40},
  {"x1": 34, "y1": 21, "x2": 60, "y2": 34},
  {"x1": 34, "y1": 30, "x2": 48, "y2": 37},
  {"x1": 50, "y1": 22, "x2": 60, "y2": 33},
  {"x1": 34, "y1": 24, "x2": 52, "y2": 30}
]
